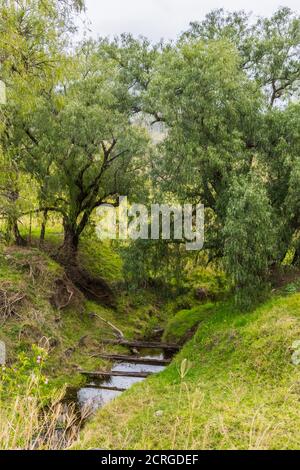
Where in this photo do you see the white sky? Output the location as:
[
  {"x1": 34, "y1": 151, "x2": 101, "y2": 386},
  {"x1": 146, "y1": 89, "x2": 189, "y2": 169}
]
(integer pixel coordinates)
[{"x1": 79, "y1": 0, "x2": 300, "y2": 41}]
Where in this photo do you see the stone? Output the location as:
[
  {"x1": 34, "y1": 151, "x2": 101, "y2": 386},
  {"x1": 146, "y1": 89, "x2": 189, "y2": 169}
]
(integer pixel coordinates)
[
  {"x1": 0, "y1": 81, "x2": 6, "y2": 105},
  {"x1": 0, "y1": 341, "x2": 6, "y2": 365}
]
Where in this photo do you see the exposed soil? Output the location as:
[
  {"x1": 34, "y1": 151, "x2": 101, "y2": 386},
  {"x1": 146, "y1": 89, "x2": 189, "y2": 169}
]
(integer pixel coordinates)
[
  {"x1": 63, "y1": 262, "x2": 115, "y2": 307},
  {"x1": 29, "y1": 238, "x2": 116, "y2": 307},
  {"x1": 50, "y1": 274, "x2": 83, "y2": 311},
  {"x1": 270, "y1": 265, "x2": 300, "y2": 289}
]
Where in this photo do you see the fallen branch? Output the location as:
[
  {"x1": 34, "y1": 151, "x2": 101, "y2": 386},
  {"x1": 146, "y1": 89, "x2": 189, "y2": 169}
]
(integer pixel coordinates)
[
  {"x1": 90, "y1": 353, "x2": 171, "y2": 366},
  {"x1": 101, "y1": 338, "x2": 180, "y2": 351},
  {"x1": 90, "y1": 312, "x2": 124, "y2": 339},
  {"x1": 81, "y1": 370, "x2": 152, "y2": 378}
]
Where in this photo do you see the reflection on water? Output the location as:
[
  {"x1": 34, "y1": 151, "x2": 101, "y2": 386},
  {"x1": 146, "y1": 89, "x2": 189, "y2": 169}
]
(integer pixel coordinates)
[
  {"x1": 77, "y1": 354, "x2": 166, "y2": 412},
  {"x1": 78, "y1": 387, "x2": 122, "y2": 410}
]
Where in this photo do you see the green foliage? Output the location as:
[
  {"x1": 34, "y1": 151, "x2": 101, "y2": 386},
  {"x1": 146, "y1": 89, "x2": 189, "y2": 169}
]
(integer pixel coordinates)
[
  {"x1": 146, "y1": 34, "x2": 263, "y2": 283},
  {"x1": 143, "y1": 7, "x2": 300, "y2": 306},
  {"x1": 185, "y1": 266, "x2": 228, "y2": 299},
  {"x1": 0, "y1": 0, "x2": 78, "y2": 244},
  {"x1": 2, "y1": 37, "x2": 150, "y2": 254},
  {"x1": 186, "y1": 7, "x2": 300, "y2": 106},
  {"x1": 121, "y1": 239, "x2": 187, "y2": 288},
  {"x1": 1, "y1": 4, "x2": 300, "y2": 310},
  {"x1": 224, "y1": 174, "x2": 276, "y2": 310},
  {"x1": 283, "y1": 279, "x2": 300, "y2": 295},
  {"x1": 0, "y1": 345, "x2": 50, "y2": 401}
]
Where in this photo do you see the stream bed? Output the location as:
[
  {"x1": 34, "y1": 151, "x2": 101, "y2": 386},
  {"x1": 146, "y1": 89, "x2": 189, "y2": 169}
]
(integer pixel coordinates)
[{"x1": 67, "y1": 353, "x2": 167, "y2": 412}]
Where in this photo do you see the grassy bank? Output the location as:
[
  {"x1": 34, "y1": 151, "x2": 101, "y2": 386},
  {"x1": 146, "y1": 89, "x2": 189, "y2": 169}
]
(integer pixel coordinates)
[
  {"x1": 0, "y1": 236, "x2": 170, "y2": 388},
  {"x1": 74, "y1": 291, "x2": 300, "y2": 450},
  {"x1": 3, "y1": 231, "x2": 300, "y2": 450}
]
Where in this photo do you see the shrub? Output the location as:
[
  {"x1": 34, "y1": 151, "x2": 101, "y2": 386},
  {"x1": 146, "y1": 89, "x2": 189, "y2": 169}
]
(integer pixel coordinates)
[
  {"x1": 223, "y1": 175, "x2": 276, "y2": 310},
  {"x1": 0, "y1": 345, "x2": 85, "y2": 450}
]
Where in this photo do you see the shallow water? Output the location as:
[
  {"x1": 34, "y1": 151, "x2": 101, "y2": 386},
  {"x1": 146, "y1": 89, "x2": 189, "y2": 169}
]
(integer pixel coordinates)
[{"x1": 77, "y1": 353, "x2": 166, "y2": 411}]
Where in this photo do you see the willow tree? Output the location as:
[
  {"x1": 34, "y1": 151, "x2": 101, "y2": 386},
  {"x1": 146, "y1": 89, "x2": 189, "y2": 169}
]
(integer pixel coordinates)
[
  {"x1": 223, "y1": 175, "x2": 276, "y2": 310},
  {"x1": 0, "y1": 0, "x2": 85, "y2": 244},
  {"x1": 185, "y1": 7, "x2": 300, "y2": 107},
  {"x1": 9, "y1": 42, "x2": 149, "y2": 262},
  {"x1": 145, "y1": 9, "x2": 300, "y2": 308},
  {"x1": 146, "y1": 38, "x2": 261, "y2": 259}
]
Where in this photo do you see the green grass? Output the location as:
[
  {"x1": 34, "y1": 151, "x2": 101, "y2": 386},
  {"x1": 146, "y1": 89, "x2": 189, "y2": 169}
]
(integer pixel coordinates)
[
  {"x1": 4, "y1": 227, "x2": 300, "y2": 449},
  {"x1": 78, "y1": 238, "x2": 123, "y2": 284},
  {"x1": 0, "y1": 250, "x2": 23, "y2": 282},
  {"x1": 0, "y1": 239, "x2": 171, "y2": 388},
  {"x1": 74, "y1": 292, "x2": 300, "y2": 450},
  {"x1": 163, "y1": 303, "x2": 214, "y2": 344},
  {"x1": 21, "y1": 225, "x2": 124, "y2": 284}
]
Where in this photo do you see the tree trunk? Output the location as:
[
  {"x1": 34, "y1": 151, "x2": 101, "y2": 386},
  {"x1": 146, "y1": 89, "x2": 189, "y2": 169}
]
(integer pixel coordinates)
[
  {"x1": 39, "y1": 209, "x2": 48, "y2": 246},
  {"x1": 292, "y1": 245, "x2": 300, "y2": 267},
  {"x1": 29, "y1": 211, "x2": 32, "y2": 244},
  {"x1": 57, "y1": 218, "x2": 114, "y2": 307},
  {"x1": 13, "y1": 220, "x2": 26, "y2": 246},
  {"x1": 59, "y1": 221, "x2": 79, "y2": 265}
]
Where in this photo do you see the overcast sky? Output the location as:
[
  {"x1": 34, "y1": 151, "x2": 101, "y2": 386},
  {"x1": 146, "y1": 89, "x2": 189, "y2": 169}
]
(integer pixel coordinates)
[{"x1": 79, "y1": 0, "x2": 300, "y2": 41}]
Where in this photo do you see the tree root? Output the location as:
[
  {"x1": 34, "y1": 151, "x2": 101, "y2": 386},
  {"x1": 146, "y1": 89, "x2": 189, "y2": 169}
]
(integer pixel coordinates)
[{"x1": 0, "y1": 284, "x2": 25, "y2": 324}]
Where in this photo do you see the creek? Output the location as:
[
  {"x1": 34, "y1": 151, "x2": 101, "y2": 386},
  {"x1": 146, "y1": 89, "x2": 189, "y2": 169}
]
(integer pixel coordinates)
[{"x1": 66, "y1": 351, "x2": 169, "y2": 412}]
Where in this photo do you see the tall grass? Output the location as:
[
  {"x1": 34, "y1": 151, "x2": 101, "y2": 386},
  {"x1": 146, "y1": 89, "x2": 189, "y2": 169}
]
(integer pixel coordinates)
[
  {"x1": 0, "y1": 345, "x2": 90, "y2": 450},
  {"x1": 0, "y1": 376, "x2": 91, "y2": 450}
]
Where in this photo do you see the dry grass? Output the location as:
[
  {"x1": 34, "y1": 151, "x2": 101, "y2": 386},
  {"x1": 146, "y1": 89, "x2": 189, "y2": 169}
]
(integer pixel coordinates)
[
  {"x1": 0, "y1": 377, "x2": 90, "y2": 450},
  {"x1": 0, "y1": 282, "x2": 25, "y2": 324}
]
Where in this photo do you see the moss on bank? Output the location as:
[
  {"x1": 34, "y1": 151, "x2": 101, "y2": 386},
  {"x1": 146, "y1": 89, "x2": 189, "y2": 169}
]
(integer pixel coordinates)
[{"x1": 162, "y1": 303, "x2": 214, "y2": 344}]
